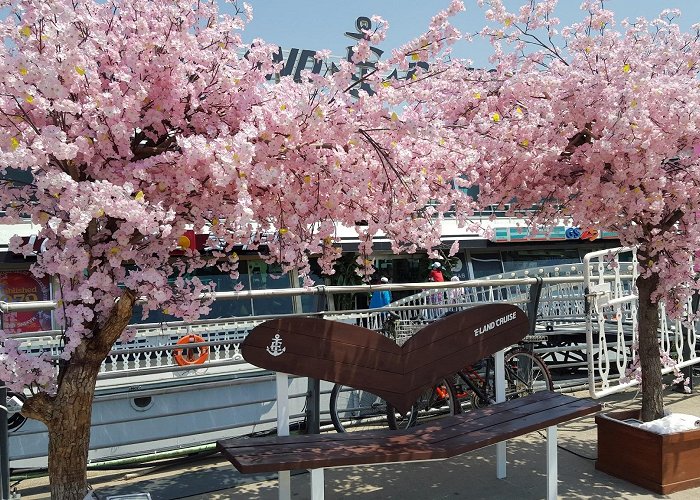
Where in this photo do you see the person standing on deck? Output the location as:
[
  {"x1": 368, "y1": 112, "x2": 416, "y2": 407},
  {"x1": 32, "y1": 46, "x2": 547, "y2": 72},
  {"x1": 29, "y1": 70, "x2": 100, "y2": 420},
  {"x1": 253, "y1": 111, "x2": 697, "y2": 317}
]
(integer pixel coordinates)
[
  {"x1": 369, "y1": 276, "x2": 392, "y2": 309},
  {"x1": 448, "y1": 275, "x2": 464, "y2": 311},
  {"x1": 426, "y1": 262, "x2": 446, "y2": 316},
  {"x1": 428, "y1": 262, "x2": 445, "y2": 282}
]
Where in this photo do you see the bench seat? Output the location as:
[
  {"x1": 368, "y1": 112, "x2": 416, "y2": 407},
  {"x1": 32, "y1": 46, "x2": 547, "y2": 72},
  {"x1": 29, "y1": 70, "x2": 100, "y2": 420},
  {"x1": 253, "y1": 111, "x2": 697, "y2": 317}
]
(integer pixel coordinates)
[
  {"x1": 218, "y1": 391, "x2": 600, "y2": 473},
  {"x1": 220, "y1": 311, "x2": 602, "y2": 499}
]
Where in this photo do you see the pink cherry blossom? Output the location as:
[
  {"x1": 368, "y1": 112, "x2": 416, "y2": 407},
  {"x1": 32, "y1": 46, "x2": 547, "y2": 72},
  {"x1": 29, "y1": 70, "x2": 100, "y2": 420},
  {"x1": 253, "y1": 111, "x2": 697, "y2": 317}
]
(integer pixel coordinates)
[
  {"x1": 0, "y1": 1, "x2": 480, "y2": 494},
  {"x1": 464, "y1": 0, "x2": 700, "y2": 422}
]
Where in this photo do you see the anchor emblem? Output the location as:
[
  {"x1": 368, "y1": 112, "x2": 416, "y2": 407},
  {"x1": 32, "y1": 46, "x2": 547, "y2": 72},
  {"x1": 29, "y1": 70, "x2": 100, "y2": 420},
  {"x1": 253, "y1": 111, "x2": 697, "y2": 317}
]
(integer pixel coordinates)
[{"x1": 266, "y1": 333, "x2": 286, "y2": 357}]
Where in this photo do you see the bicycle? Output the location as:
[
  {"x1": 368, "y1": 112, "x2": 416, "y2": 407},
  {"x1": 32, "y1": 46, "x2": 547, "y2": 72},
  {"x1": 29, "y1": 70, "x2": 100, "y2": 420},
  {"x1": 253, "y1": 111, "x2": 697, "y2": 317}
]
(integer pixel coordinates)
[
  {"x1": 384, "y1": 342, "x2": 553, "y2": 427},
  {"x1": 329, "y1": 313, "x2": 459, "y2": 432},
  {"x1": 330, "y1": 377, "x2": 458, "y2": 432},
  {"x1": 451, "y1": 341, "x2": 554, "y2": 411},
  {"x1": 383, "y1": 313, "x2": 553, "y2": 424}
]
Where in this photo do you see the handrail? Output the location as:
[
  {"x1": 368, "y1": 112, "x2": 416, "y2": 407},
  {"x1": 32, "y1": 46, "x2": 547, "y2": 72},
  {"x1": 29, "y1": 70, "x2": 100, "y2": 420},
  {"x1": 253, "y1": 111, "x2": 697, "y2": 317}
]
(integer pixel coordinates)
[{"x1": 0, "y1": 273, "x2": 633, "y2": 316}]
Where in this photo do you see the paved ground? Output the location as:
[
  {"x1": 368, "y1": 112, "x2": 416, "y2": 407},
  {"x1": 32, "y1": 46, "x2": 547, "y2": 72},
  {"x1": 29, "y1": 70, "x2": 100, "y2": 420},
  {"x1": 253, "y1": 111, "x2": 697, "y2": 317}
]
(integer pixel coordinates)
[{"x1": 11, "y1": 387, "x2": 700, "y2": 499}]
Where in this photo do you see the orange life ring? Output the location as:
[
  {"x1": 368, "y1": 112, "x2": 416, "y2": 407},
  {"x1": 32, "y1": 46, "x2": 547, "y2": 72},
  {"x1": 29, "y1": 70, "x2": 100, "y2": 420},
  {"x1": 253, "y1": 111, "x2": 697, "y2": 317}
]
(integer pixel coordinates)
[{"x1": 173, "y1": 334, "x2": 209, "y2": 366}]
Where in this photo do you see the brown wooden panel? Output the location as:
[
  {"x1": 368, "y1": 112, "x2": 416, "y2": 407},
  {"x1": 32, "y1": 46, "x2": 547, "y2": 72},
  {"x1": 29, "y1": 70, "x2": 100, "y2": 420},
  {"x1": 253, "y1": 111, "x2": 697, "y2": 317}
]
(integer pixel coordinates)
[
  {"x1": 217, "y1": 392, "x2": 561, "y2": 452},
  {"x1": 217, "y1": 392, "x2": 601, "y2": 473},
  {"x1": 242, "y1": 304, "x2": 529, "y2": 413},
  {"x1": 242, "y1": 319, "x2": 408, "y2": 398},
  {"x1": 430, "y1": 400, "x2": 603, "y2": 455},
  {"x1": 596, "y1": 409, "x2": 700, "y2": 494}
]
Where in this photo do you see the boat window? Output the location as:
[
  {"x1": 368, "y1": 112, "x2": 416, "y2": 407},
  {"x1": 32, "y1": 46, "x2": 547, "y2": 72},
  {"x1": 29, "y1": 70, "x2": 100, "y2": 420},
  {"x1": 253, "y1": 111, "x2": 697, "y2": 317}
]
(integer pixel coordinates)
[
  {"x1": 0, "y1": 168, "x2": 34, "y2": 216},
  {"x1": 470, "y1": 252, "x2": 504, "y2": 278},
  {"x1": 129, "y1": 260, "x2": 299, "y2": 322},
  {"x1": 372, "y1": 256, "x2": 425, "y2": 284},
  {"x1": 130, "y1": 396, "x2": 154, "y2": 411},
  {"x1": 501, "y1": 249, "x2": 580, "y2": 272},
  {"x1": 250, "y1": 262, "x2": 294, "y2": 316}
]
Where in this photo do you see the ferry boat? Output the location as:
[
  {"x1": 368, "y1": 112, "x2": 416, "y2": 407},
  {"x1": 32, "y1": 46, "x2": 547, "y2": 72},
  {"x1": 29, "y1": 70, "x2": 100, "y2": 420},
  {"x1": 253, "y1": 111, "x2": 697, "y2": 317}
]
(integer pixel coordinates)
[
  {"x1": 1, "y1": 213, "x2": 626, "y2": 470},
  {"x1": 3, "y1": 242, "x2": 700, "y2": 477}
]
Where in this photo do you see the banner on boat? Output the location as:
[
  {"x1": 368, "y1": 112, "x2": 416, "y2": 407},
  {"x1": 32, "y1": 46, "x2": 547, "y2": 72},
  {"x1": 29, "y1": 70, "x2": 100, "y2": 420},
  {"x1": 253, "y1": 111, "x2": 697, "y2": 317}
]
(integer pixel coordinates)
[{"x1": 0, "y1": 271, "x2": 52, "y2": 333}]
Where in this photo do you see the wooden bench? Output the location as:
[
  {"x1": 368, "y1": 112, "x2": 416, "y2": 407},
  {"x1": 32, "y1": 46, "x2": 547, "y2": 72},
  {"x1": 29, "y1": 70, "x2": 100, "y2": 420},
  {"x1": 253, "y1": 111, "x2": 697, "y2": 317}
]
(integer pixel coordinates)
[
  {"x1": 217, "y1": 305, "x2": 602, "y2": 499},
  {"x1": 219, "y1": 391, "x2": 599, "y2": 498}
]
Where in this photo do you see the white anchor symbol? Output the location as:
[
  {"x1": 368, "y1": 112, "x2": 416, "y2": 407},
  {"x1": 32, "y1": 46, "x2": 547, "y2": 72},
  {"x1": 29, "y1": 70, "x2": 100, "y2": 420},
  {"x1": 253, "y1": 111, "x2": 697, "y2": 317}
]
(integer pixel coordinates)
[{"x1": 266, "y1": 333, "x2": 286, "y2": 357}]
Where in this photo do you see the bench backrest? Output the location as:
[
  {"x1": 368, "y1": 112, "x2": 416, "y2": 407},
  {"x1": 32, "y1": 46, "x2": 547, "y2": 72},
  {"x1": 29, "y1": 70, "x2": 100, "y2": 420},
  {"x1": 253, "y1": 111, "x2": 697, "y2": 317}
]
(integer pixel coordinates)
[{"x1": 242, "y1": 303, "x2": 528, "y2": 413}]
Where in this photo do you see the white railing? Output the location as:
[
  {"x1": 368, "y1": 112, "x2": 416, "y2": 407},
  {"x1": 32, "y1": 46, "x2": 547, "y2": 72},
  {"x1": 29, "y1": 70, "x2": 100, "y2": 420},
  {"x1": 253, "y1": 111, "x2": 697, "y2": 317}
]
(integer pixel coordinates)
[
  {"x1": 584, "y1": 247, "x2": 700, "y2": 398},
  {"x1": 2, "y1": 279, "x2": 543, "y2": 379},
  {"x1": 391, "y1": 264, "x2": 593, "y2": 328},
  {"x1": 3, "y1": 254, "x2": 700, "y2": 398}
]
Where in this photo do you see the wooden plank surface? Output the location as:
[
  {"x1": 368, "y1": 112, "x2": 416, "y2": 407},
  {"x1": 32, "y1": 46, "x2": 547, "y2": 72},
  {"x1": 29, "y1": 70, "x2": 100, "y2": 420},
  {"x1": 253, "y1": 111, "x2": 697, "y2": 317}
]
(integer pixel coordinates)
[
  {"x1": 242, "y1": 304, "x2": 529, "y2": 413},
  {"x1": 217, "y1": 391, "x2": 561, "y2": 449},
  {"x1": 217, "y1": 392, "x2": 601, "y2": 473}
]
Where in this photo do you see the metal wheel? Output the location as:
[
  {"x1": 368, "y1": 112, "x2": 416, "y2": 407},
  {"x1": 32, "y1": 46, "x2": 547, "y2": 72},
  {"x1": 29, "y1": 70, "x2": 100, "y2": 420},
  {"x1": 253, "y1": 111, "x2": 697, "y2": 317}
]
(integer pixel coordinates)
[
  {"x1": 386, "y1": 377, "x2": 460, "y2": 430},
  {"x1": 330, "y1": 384, "x2": 390, "y2": 432},
  {"x1": 504, "y1": 348, "x2": 554, "y2": 399}
]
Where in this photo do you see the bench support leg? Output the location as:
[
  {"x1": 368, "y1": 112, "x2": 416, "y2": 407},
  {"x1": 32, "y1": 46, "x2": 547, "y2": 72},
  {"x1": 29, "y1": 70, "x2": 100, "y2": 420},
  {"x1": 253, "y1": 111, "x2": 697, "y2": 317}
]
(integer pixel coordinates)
[
  {"x1": 310, "y1": 468, "x2": 325, "y2": 500},
  {"x1": 494, "y1": 350, "x2": 507, "y2": 479},
  {"x1": 279, "y1": 472, "x2": 291, "y2": 500},
  {"x1": 276, "y1": 372, "x2": 291, "y2": 500},
  {"x1": 496, "y1": 442, "x2": 506, "y2": 479},
  {"x1": 546, "y1": 425, "x2": 557, "y2": 500}
]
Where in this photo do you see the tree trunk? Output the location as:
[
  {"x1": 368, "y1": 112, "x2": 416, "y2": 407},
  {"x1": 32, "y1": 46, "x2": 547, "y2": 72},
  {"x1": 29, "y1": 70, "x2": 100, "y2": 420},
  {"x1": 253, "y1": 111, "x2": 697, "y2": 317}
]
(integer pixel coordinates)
[
  {"x1": 21, "y1": 290, "x2": 136, "y2": 499},
  {"x1": 46, "y1": 362, "x2": 101, "y2": 499},
  {"x1": 636, "y1": 273, "x2": 665, "y2": 422}
]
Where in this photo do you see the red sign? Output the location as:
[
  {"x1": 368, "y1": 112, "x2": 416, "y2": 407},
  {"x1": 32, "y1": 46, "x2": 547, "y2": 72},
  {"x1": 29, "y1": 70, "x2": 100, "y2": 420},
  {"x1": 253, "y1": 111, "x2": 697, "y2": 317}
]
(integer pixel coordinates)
[{"x1": 0, "y1": 271, "x2": 52, "y2": 333}]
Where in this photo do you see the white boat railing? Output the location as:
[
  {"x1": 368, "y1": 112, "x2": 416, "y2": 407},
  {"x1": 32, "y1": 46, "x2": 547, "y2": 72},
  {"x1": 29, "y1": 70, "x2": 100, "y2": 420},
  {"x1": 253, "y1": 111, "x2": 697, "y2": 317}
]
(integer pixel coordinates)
[
  {"x1": 4, "y1": 277, "x2": 551, "y2": 375},
  {"x1": 584, "y1": 247, "x2": 700, "y2": 398},
  {"x1": 2, "y1": 254, "x2": 699, "y2": 398},
  {"x1": 390, "y1": 264, "x2": 592, "y2": 324}
]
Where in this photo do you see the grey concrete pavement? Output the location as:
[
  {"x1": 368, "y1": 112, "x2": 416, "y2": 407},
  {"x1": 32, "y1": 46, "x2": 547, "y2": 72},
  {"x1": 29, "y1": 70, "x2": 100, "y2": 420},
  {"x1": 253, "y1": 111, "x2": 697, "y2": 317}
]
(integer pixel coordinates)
[{"x1": 11, "y1": 387, "x2": 700, "y2": 499}]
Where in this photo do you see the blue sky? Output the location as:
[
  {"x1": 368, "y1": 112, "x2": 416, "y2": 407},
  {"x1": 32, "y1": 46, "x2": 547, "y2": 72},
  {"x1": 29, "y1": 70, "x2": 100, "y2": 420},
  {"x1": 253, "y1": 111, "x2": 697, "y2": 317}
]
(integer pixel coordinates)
[{"x1": 238, "y1": 1, "x2": 700, "y2": 67}]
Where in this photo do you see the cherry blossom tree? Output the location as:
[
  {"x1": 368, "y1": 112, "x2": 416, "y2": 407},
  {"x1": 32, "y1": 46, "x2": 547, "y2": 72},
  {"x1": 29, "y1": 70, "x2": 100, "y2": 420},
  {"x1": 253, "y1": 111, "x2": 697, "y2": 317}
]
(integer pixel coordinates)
[
  {"x1": 0, "y1": 0, "x2": 492, "y2": 497},
  {"x1": 455, "y1": 0, "x2": 700, "y2": 422}
]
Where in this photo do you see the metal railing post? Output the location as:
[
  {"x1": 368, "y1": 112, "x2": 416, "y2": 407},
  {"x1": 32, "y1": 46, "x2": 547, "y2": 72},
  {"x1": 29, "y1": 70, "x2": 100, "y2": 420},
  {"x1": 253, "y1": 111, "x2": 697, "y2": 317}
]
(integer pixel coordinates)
[
  {"x1": 677, "y1": 293, "x2": 700, "y2": 392},
  {"x1": 527, "y1": 277, "x2": 544, "y2": 336},
  {"x1": 305, "y1": 379, "x2": 321, "y2": 434},
  {"x1": 1, "y1": 381, "x2": 9, "y2": 500}
]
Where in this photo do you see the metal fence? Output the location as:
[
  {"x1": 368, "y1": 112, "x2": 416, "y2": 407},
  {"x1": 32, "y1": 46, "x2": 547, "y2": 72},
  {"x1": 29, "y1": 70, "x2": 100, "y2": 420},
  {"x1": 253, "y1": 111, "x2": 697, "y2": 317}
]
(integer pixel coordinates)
[
  {"x1": 2, "y1": 251, "x2": 699, "y2": 397},
  {"x1": 584, "y1": 247, "x2": 700, "y2": 398}
]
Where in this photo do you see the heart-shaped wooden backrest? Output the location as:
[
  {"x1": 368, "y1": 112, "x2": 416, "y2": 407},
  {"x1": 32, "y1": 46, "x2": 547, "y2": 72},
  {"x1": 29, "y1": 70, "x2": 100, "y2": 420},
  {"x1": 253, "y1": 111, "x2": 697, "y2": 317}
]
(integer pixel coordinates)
[{"x1": 242, "y1": 303, "x2": 529, "y2": 413}]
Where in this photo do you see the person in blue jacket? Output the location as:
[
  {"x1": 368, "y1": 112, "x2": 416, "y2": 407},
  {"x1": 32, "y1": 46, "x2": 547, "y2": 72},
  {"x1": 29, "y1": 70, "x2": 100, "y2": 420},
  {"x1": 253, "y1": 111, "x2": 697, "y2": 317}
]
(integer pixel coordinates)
[{"x1": 369, "y1": 276, "x2": 392, "y2": 308}]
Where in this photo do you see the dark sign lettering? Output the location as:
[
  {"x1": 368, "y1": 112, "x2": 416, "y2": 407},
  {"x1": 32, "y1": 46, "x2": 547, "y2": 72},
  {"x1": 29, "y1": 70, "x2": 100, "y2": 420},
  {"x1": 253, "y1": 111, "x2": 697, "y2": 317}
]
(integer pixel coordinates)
[{"x1": 264, "y1": 17, "x2": 428, "y2": 90}]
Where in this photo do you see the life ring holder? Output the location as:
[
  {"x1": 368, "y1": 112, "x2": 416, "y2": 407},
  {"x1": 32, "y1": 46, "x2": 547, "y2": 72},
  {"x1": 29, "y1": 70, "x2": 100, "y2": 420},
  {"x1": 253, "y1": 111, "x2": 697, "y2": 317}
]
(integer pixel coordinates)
[{"x1": 173, "y1": 334, "x2": 210, "y2": 366}]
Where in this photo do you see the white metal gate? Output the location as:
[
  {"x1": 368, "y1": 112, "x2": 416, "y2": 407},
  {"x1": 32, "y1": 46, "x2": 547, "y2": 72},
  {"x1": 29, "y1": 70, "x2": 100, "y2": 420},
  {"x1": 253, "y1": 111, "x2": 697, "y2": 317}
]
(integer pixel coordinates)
[{"x1": 584, "y1": 247, "x2": 700, "y2": 398}]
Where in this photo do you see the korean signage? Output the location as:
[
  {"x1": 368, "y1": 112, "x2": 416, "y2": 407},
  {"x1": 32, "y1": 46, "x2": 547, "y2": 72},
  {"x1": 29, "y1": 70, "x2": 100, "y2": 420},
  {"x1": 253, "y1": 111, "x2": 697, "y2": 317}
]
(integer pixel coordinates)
[
  {"x1": 267, "y1": 16, "x2": 427, "y2": 95},
  {"x1": 491, "y1": 226, "x2": 609, "y2": 242}
]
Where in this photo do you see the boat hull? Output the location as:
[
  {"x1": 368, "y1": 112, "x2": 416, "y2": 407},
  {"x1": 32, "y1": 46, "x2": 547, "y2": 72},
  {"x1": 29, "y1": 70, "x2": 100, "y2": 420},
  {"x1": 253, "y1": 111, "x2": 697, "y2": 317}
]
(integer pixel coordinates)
[{"x1": 10, "y1": 364, "x2": 324, "y2": 468}]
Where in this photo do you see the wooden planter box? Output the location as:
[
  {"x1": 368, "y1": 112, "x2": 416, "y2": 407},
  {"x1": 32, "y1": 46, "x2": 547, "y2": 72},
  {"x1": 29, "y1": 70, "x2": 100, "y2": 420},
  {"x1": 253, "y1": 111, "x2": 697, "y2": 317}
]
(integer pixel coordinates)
[{"x1": 596, "y1": 409, "x2": 700, "y2": 494}]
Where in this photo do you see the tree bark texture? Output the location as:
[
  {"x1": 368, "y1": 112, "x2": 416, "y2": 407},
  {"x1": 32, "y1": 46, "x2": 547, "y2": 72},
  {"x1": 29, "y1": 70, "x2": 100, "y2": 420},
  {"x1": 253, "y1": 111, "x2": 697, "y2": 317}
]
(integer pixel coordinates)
[
  {"x1": 46, "y1": 362, "x2": 101, "y2": 499},
  {"x1": 636, "y1": 273, "x2": 665, "y2": 422},
  {"x1": 20, "y1": 290, "x2": 136, "y2": 499}
]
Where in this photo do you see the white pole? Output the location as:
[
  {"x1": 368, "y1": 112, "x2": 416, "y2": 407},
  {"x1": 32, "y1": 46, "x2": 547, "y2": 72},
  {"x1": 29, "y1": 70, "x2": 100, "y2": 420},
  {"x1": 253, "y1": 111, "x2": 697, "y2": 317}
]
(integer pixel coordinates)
[
  {"x1": 546, "y1": 425, "x2": 558, "y2": 500},
  {"x1": 310, "y1": 468, "x2": 325, "y2": 499},
  {"x1": 276, "y1": 372, "x2": 291, "y2": 500},
  {"x1": 494, "y1": 349, "x2": 506, "y2": 479}
]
